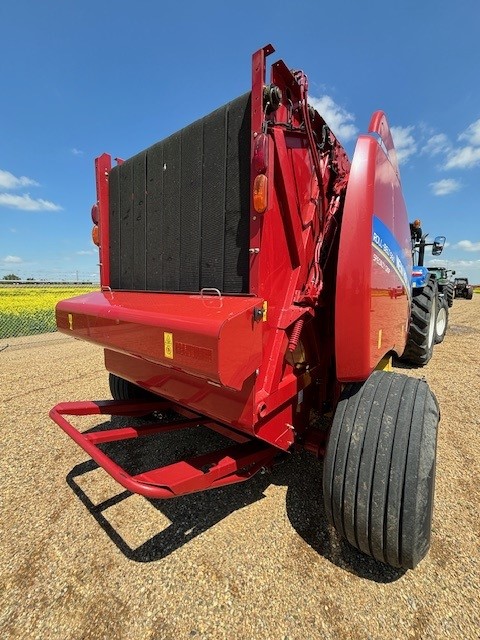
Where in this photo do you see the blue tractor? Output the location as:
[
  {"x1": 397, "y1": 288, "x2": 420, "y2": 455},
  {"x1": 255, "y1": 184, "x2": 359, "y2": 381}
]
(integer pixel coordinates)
[{"x1": 402, "y1": 233, "x2": 447, "y2": 364}]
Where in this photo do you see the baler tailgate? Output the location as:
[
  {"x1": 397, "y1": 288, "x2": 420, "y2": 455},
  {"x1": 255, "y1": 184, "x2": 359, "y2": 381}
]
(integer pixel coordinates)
[{"x1": 50, "y1": 400, "x2": 276, "y2": 499}]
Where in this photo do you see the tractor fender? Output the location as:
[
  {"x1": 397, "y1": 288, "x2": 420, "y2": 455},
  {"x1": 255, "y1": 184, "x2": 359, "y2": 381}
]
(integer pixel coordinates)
[{"x1": 412, "y1": 266, "x2": 429, "y2": 289}]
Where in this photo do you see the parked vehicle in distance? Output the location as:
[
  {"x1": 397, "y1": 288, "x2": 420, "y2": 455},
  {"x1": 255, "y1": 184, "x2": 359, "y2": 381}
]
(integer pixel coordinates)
[
  {"x1": 427, "y1": 267, "x2": 455, "y2": 308},
  {"x1": 454, "y1": 277, "x2": 474, "y2": 300}
]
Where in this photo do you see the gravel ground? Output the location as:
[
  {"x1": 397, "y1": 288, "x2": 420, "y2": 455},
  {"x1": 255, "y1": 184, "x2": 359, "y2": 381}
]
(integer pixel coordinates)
[{"x1": 1, "y1": 299, "x2": 479, "y2": 640}]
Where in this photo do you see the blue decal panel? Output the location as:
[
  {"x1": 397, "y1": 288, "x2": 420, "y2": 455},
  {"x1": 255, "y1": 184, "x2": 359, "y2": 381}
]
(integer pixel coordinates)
[{"x1": 372, "y1": 216, "x2": 411, "y2": 291}]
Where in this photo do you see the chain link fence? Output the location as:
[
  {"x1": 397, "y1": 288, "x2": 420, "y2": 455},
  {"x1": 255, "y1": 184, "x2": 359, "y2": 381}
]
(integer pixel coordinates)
[{"x1": 0, "y1": 283, "x2": 98, "y2": 341}]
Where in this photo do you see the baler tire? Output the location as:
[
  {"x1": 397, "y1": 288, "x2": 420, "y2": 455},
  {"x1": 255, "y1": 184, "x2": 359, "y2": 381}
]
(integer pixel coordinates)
[
  {"x1": 323, "y1": 370, "x2": 439, "y2": 569},
  {"x1": 401, "y1": 275, "x2": 437, "y2": 366},
  {"x1": 445, "y1": 282, "x2": 455, "y2": 307},
  {"x1": 109, "y1": 373, "x2": 158, "y2": 402},
  {"x1": 434, "y1": 296, "x2": 448, "y2": 344}
]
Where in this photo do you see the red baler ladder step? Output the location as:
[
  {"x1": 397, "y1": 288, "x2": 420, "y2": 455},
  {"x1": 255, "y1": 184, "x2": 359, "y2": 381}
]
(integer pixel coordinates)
[{"x1": 50, "y1": 400, "x2": 276, "y2": 499}]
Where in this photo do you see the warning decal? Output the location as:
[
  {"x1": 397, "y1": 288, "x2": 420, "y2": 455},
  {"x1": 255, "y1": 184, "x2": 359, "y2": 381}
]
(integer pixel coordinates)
[{"x1": 164, "y1": 332, "x2": 174, "y2": 359}]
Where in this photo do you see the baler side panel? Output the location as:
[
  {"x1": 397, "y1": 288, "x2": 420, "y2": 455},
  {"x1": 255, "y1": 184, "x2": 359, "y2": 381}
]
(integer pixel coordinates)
[
  {"x1": 335, "y1": 137, "x2": 374, "y2": 381},
  {"x1": 336, "y1": 114, "x2": 411, "y2": 381}
]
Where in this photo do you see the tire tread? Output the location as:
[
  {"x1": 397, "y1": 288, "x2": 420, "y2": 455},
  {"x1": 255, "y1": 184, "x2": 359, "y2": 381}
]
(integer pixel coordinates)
[{"x1": 323, "y1": 370, "x2": 439, "y2": 569}]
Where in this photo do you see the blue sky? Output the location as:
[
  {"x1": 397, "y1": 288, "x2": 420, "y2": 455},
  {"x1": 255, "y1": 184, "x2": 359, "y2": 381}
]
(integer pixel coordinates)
[{"x1": 1, "y1": 0, "x2": 479, "y2": 283}]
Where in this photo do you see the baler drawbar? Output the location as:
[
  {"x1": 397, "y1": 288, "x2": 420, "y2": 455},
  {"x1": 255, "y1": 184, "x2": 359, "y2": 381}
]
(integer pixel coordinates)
[{"x1": 50, "y1": 44, "x2": 440, "y2": 570}]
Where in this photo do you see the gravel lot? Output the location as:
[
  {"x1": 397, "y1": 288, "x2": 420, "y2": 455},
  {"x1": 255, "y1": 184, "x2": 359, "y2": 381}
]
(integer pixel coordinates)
[{"x1": 1, "y1": 298, "x2": 479, "y2": 640}]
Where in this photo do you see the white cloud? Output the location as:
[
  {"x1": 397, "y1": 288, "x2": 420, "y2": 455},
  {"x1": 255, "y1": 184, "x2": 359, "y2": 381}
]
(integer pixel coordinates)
[
  {"x1": 422, "y1": 133, "x2": 451, "y2": 156},
  {"x1": 418, "y1": 119, "x2": 480, "y2": 171},
  {"x1": 426, "y1": 258, "x2": 450, "y2": 268},
  {"x1": 0, "y1": 193, "x2": 62, "y2": 212},
  {"x1": 429, "y1": 178, "x2": 462, "y2": 196},
  {"x1": 0, "y1": 169, "x2": 39, "y2": 190},
  {"x1": 447, "y1": 259, "x2": 480, "y2": 272},
  {"x1": 2, "y1": 255, "x2": 22, "y2": 263},
  {"x1": 455, "y1": 259, "x2": 480, "y2": 267},
  {"x1": 427, "y1": 257, "x2": 480, "y2": 270},
  {"x1": 432, "y1": 118, "x2": 480, "y2": 170},
  {"x1": 455, "y1": 240, "x2": 480, "y2": 252},
  {"x1": 76, "y1": 250, "x2": 94, "y2": 255},
  {"x1": 71, "y1": 148, "x2": 84, "y2": 156},
  {"x1": 309, "y1": 95, "x2": 358, "y2": 142},
  {"x1": 458, "y1": 119, "x2": 480, "y2": 146},
  {"x1": 390, "y1": 125, "x2": 417, "y2": 164},
  {"x1": 443, "y1": 146, "x2": 480, "y2": 170}
]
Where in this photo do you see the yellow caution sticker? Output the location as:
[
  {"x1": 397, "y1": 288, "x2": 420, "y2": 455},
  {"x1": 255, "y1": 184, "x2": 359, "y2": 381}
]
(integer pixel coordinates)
[
  {"x1": 377, "y1": 329, "x2": 382, "y2": 349},
  {"x1": 262, "y1": 300, "x2": 268, "y2": 322},
  {"x1": 164, "y1": 332, "x2": 174, "y2": 359},
  {"x1": 68, "y1": 313, "x2": 73, "y2": 330}
]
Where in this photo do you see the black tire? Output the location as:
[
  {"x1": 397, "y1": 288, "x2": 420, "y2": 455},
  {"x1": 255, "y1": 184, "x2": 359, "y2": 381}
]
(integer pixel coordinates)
[
  {"x1": 466, "y1": 288, "x2": 473, "y2": 300},
  {"x1": 445, "y1": 282, "x2": 454, "y2": 307},
  {"x1": 323, "y1": 370, "x2": 439, "y2": 569},
  {"x1": 401, "y1": 275, "x2": 437, "y2": 365},
  {"x1": 109, "y1": 373, "x2": 158, "y2": 401},
  {"x1": 434, "y1": 296, "x2": 448, "y2": 344}
]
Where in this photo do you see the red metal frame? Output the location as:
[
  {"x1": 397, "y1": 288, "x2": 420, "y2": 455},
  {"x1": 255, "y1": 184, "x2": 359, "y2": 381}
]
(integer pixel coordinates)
[
  {"x1": 248, "y1": 51, "x2": 350, "y2": 445},
  {"x1": 249, "y1": 43, "x2": 274, "y2": 294},
  {"x1": 95, "y1": 153, "x2": 111, "y2": 288},
  {"x1": 50, "y1": 400, "x2": 276, "y2": 498}
]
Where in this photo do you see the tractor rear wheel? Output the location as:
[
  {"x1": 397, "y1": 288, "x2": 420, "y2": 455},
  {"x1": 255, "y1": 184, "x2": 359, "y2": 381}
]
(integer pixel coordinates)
[
  {"x1": 401, "y1": 275, "x2": 437, "y2": 365},
  {"x1": 445, "y1": 282, "x2": 455, "y2": 307},
  {"x1": 323, "y1": 370, "x2": 439, "y2": 569},
  {"x1": 434, "y1": 296, "x2": 448, "y2": 344}
]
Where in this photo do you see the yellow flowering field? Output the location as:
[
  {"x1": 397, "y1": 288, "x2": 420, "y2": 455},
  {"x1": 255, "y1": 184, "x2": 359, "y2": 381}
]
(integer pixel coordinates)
[{"x1": 0, "y1": 286, "x2": 97, "y2": 338}]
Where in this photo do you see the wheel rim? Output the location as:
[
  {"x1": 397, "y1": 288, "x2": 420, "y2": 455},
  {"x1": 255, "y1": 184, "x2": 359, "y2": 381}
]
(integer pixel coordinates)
[
  {"x1": 428, "y1": 297, "x2": 436, "y2": 347},
  {"x1": 436, "y1": 307, "x2": 446, "y2": 335}
]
